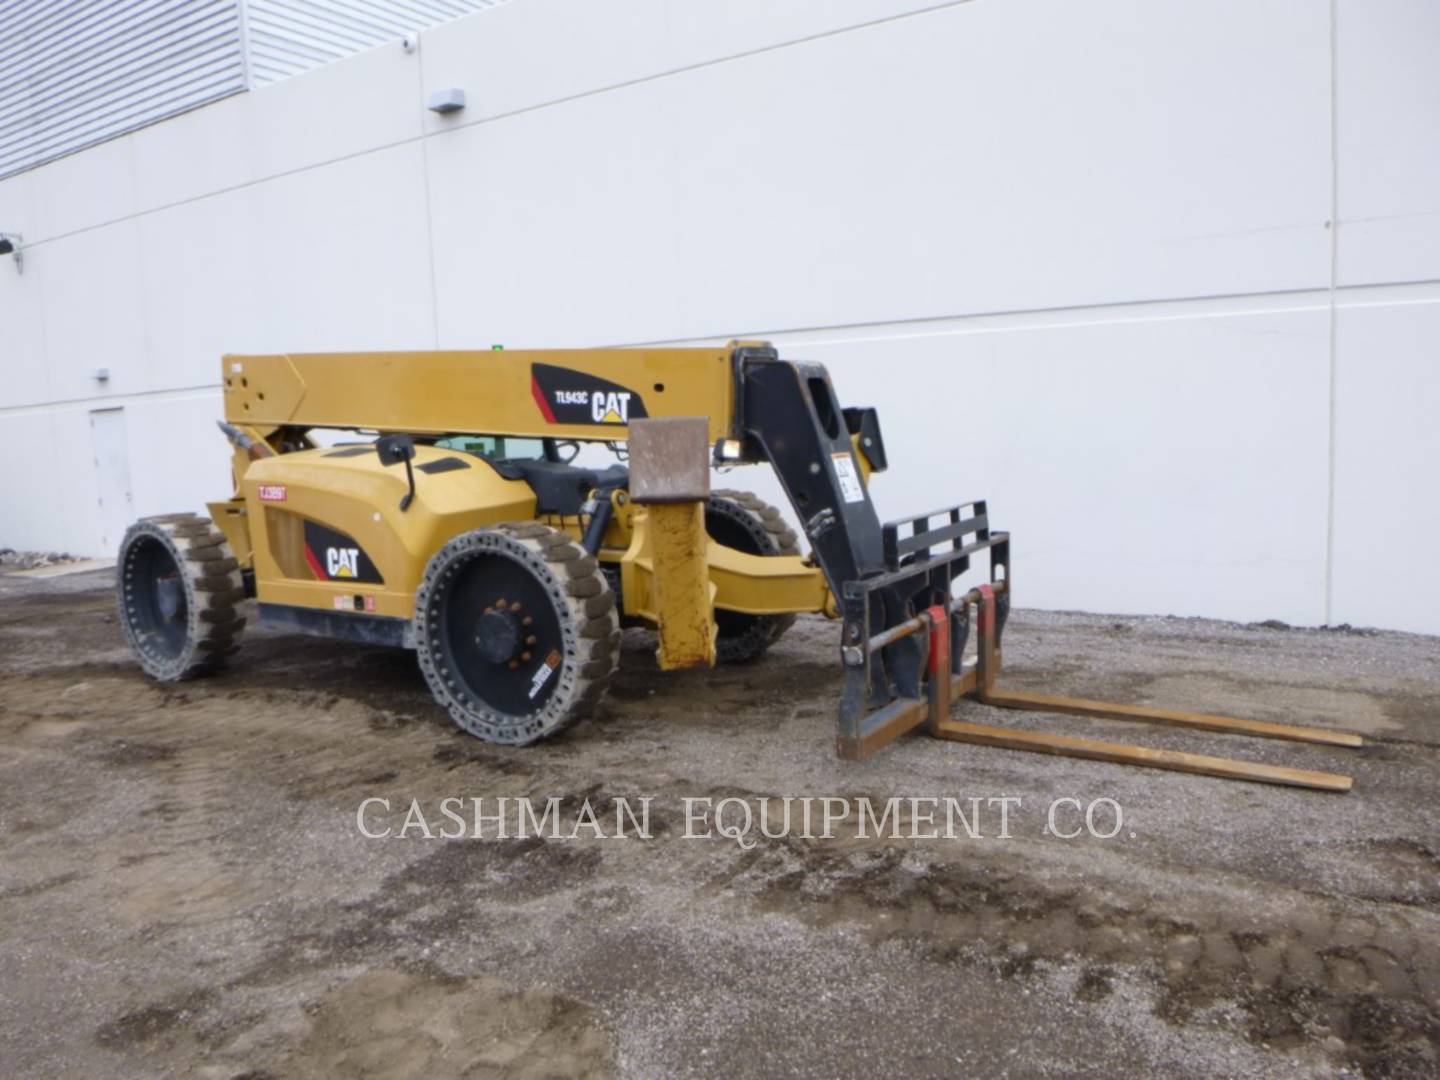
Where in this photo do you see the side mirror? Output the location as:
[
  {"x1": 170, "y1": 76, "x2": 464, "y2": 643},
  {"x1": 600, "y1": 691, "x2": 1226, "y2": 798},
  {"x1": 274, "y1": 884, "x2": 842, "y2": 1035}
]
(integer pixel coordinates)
[
  {"x1": 376, "y1": 433, "x2": 416, "y2": 466},
  {"x1": 375, "y1": 434, "x2": 418, "y2": 511}
]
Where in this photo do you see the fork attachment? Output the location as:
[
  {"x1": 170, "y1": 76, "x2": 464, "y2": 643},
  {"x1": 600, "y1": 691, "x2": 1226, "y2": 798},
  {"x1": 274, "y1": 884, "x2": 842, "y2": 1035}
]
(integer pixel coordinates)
[{"x1": 836, "y1": 506, "x2": 1362, "y2": 792}]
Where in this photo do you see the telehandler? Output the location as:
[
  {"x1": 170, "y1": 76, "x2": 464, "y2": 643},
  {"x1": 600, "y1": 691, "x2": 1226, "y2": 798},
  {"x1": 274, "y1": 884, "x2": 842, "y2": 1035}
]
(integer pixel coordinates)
[{"x1": 117, "y1": 343, "x2": 1361, "y2": 790}]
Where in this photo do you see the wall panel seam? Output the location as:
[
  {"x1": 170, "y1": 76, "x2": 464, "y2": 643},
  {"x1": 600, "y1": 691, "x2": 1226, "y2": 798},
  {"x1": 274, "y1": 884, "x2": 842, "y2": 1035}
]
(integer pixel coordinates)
[{"x1": 1323, "y1": 0, "x2": 1339, "y2": 625}]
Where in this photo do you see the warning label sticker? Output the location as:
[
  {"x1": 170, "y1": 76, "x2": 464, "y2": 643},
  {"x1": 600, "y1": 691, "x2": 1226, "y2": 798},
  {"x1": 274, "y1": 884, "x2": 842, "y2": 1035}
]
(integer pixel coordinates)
[
  {"x1": 831, "y1": 452, "x2": 866, "y2": 504},
  {"x1": 528, "y1": 653, "x2": 561, "y2": 699}
]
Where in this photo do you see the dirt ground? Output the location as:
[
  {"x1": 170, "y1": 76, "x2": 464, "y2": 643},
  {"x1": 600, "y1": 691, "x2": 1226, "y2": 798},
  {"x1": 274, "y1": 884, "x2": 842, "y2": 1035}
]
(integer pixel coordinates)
[{"x1": 1, "y1": 567, "x2": 1438, "y2": 1079}]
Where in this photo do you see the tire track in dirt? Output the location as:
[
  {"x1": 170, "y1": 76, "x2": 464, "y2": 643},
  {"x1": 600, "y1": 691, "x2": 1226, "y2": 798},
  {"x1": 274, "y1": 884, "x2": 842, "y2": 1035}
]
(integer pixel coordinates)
[{"x1": 709, "y1": 835, "x2": 1440, "y2": 1079}]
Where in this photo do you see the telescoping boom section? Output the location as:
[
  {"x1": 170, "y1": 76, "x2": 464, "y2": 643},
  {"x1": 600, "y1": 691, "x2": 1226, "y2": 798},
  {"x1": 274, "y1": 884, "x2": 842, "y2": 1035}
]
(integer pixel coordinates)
[{"x1": 201, "y1": 344, "x2": 1364, "y2": 789}]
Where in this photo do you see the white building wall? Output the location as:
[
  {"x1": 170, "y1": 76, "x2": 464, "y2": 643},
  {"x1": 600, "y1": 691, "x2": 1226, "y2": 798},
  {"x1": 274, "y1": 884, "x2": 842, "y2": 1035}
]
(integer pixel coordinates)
[
  {"x1": 0, "y1": 0, "x2": 1437, "y2": 632},
  {"x1": 1328, "y1": 0, "x2": 1440, "y2": 634}
]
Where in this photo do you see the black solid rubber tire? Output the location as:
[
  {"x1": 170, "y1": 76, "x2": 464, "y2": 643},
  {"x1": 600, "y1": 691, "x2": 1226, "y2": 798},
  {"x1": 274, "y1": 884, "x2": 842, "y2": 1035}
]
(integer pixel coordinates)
[
  {"x1": 413, "y1": 522, "x2": 621, "y2": 745},
  {"x1": 116, "y1": 513, "x2": 246, "y2": 681},
  {"x1": 707, "y1": 490, "x2": 801, "y2": 664}
]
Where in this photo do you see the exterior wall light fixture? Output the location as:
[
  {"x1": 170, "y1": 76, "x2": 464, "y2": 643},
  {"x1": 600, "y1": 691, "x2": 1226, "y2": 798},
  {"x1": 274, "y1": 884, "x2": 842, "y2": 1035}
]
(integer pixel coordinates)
[
  {"x1": 0, "y1": 232, "x2": 22, "y2": 273},
  {"x1": 427, "y1": 88, "x2": 466, "y2": 114}
]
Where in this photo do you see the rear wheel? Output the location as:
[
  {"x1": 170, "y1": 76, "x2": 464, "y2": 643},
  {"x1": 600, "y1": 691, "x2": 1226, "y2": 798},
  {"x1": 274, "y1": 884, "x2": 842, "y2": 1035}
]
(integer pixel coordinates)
[
  {"x1": 413, "y1": 523, "x2": 620, "y2": 745},
  {"x1": 706, "y1": 490, "x2": 801, "y2": 664},
  {"x1": 116, "y1": 514, "x2": 245, "y2": 681}
]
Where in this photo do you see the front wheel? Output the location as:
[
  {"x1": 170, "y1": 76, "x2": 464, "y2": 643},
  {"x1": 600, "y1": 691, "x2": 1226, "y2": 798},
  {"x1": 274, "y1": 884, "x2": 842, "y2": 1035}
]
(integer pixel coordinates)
[{"x1": 413, "y1": 523, "x2": 621, "y2": 745}]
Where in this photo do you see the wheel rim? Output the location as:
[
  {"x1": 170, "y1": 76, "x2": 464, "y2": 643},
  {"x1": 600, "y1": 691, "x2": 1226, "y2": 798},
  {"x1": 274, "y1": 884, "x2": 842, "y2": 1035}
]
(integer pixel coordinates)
[
  {"x1": 438, "y1": 550, "x2": 566, "y2": 717},
  {"x1": 123, "y1": 536, "x2": 190, "y2": 661}
]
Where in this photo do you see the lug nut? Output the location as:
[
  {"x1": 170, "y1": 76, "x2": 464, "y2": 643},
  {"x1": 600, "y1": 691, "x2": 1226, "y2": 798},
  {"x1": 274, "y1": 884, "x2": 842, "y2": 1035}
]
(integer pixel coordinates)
[
  {"x1": 526, "y1": 635, "x2": 537, "y2": 645},
  {"x1": 507, "y1": 660, "x2": 519, "y2": 670},
  {"x1": 510, "y1": 601, "x2": 522, "y2": 612},
  {"x1": 522, "y1": 616, "x2": 533, "y2": 627},
  {"x1": 520, "y1": 651, "x2": 532, "y2": 662}
]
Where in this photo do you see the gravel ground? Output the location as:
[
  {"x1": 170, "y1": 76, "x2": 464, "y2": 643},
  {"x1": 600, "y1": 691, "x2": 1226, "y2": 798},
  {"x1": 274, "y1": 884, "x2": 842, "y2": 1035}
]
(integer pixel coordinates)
[
  {"x1": 0, "y1": 548, "x2": 83, "y2": 571},
  {"x1": 1, "y1": 567, "x2": 1437, "y2": 1079}
]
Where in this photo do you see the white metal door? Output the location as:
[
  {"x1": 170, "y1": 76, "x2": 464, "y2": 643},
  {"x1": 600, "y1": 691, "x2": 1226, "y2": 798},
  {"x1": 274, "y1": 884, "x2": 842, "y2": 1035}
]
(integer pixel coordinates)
[{"x1": 90, "y1": 408, "x2": 134, "y2": 552}]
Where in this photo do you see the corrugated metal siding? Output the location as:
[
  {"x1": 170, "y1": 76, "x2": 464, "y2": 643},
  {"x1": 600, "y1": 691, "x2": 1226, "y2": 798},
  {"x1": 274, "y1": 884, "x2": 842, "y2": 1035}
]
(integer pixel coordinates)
[
  {"x1": 244, "y1": 0, "x2": 505, "y2": 86},
  {"x1": 0, "y1": 0, "x2": 507, "y2": 180},
  {"x1": 0, "y1": 0, "x2": 247, "y2": 180}
]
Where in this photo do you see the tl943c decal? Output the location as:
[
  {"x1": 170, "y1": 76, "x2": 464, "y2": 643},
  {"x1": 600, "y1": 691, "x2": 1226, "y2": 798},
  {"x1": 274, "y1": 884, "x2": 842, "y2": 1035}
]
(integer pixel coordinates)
[{"x1": 530, "y1": 363, "x2": 650, "y2": 426}]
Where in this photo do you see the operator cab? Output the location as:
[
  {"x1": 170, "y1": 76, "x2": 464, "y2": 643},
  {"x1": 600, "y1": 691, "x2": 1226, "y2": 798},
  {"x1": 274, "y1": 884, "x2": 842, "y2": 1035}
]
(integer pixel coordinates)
[{"x1": 434, "y1": 434, "x2": 628, "y2": 516}]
